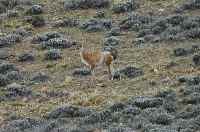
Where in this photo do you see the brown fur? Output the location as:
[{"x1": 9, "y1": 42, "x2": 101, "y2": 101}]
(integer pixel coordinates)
[{"x1": 80, "y1": 48, "x2": 114, "y2": 79}]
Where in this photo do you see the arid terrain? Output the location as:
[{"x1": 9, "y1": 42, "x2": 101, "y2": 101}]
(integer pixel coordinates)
[{"x1": 0, "y1": 0, "x2": 200, "y2": 131}]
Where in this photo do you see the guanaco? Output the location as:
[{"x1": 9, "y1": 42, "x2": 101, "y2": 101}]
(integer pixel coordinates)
[{"x1": 80, "y1": 47, "x2": 118, "y2": 80}]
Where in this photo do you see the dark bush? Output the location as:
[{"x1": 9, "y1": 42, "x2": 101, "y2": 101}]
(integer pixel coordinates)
[
  {"x1": 17, "y1": 52, "x2": 34, "y2": 62},
  {"x1": 46, "y1": 105, "x2": 94, "y2": 119},
  {"x1": 44, "y1": 49, "x2": 62, "y2": 60},
  {"x1": 64, "y1": 0, "x2": 110, "y2": 10},
  {"x1": 112, "y1": 0, "x2": 139, "y2": 13}
]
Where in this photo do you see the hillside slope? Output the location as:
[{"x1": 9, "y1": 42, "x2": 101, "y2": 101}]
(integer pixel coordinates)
[{"x1": 0, "y1": 0, "x2": 200, "y2": 131}]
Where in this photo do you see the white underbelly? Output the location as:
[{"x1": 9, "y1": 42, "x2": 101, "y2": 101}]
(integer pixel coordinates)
[{"x1": 81, "y1": 57, "x2": 90, "y2": 66}]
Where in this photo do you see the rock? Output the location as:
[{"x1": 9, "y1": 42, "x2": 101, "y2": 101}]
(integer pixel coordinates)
[
  {"x1": 64, "y1": 0, "x2": 110, "y2": 10},
  {"x1": 104, "y1": 36, "x2": 120, "y2": 47},
  {"x1": 26, "y1": 5, "x2": 43, "y2": 15},
  {"x1": 44, "y1": 49, "x2": 62, "y2": 60},
  {"x1": 193, "y1": 54, "x2": 200, "y2": 65},
  {"x1": 52, "y1": 18, "x2": 79, "y2": 27},
  {"x1": 17, "y1": 52, "x2": 34, "y2": 62},
  {"x1": 72, "y1": 68, "x2": 91, "y2": 76},
  {"x1": 41, "y1": 38, "x2": 76, "y2": 49},
  {"x1": 31, "y1": 72, "x2": 49, "y2": 82},
  {"x1": 112, "y1": 0, "x2": 139, "y2": 13},
  {"x1": 45, "y1": 105, "x2": 94, "y2": 119}
]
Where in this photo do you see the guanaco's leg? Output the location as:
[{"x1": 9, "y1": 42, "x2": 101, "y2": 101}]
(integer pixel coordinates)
[
  {"x1": 90, "y1": 65, "x2": 96, "y2": 85},
  {"x1": 107, "y1": 64, "x2": 113, "y2": 80},
  {"x1": 90, "y1": 65, "x2": 95, "y2": 76},
  {"x1": 105, "y1": 53, "x2": 114, "y2": 80}
]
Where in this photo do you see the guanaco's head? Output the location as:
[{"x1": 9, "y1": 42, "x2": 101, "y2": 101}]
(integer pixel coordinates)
[{"x1": 103, "y1": 47, "x2": 118, "y2": 60}]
